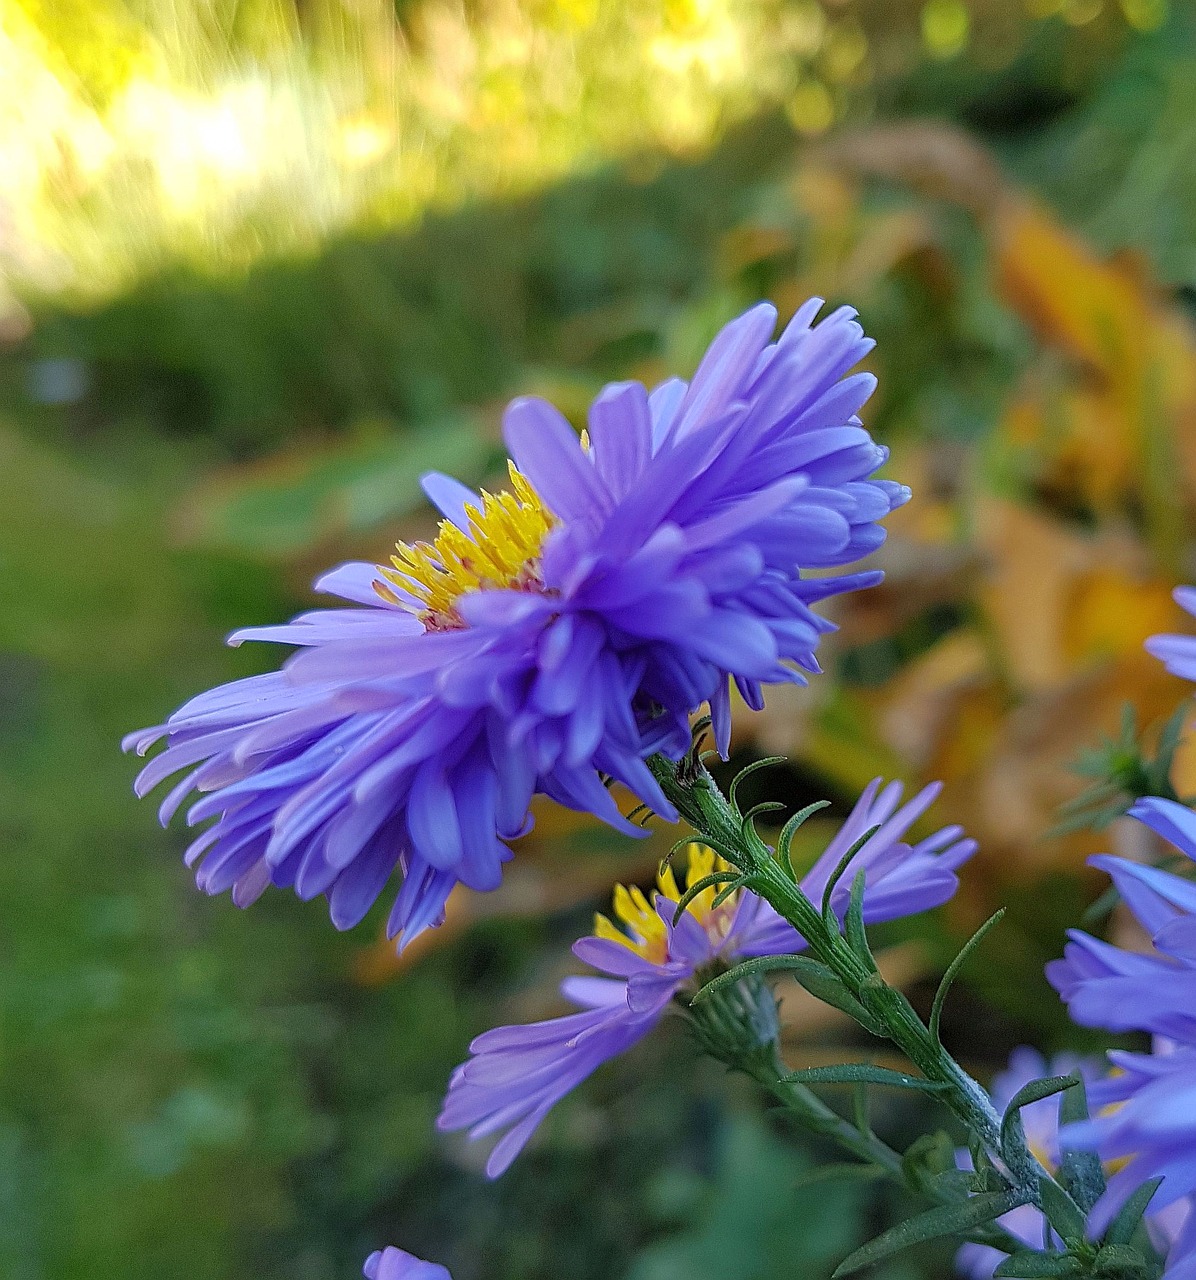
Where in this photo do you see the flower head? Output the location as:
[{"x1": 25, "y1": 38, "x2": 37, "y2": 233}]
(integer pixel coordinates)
[
  {"x1": 1048, "y1": 795, "x2": 1196, "y2": 1252},
  {"x1": 363, "y1": 1246, "x2": 451, "y2": 1280},
  {"x1": 437, "y1": 777, "x2": 975, "y2": 1176},
  {"x1": 126, "y1": 300, "x2": 906, "y2": 946}
]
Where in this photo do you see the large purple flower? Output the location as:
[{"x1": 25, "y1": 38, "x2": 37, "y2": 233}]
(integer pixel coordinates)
[
  {"x1": 363, "y1": 1246, "x2": 450, "y2": 1280},
  {"x1": 437, "y1": 777, "x2": 975, "y2": 1176},
  {"x1": 126, "y1": 300, "x2": 907, "y2": 947},
  {"x1": 1048, "y1": 795, "x2": 1196, "y2": 1261}
]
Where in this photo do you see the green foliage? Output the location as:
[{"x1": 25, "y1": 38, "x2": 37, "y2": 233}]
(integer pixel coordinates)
[
  {"x1": 1104, "y1": 1179, "x2": 1164, "y2": 1249},
  {"x1": 994, "y1": 1252, "x2": 1085, "y2": 1277},
  {"x1": 184, "y1": 417, "x2": 496, "y2": 558},
  {"x1": 1054, "y1": 704, "x2": 1184, "y2": 837},
  {"x1": 626, "y1": 1115, "x2": 901, "y2": 1280},
  {"x1": 832, "y1": 1191, "x2": 1026, "y2": 1277}
]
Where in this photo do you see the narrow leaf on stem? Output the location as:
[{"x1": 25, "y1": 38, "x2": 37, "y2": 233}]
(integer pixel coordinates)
[
  {"x1": 784, "y1": 1064, "x2": 951, "y2": 1094},
  {"x1": 831, "y1": 1191, "x2": 1026, "y2": 1277},
  {"x1": 930, "y1": 909, "x2": 1006, "y2": 1044}
]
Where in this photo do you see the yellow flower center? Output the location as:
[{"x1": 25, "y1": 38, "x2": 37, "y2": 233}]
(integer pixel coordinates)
[
  {"x1": 378, "y1": 463, "x2": 555, "y2": 629},
  {"x1": 593, "y1": 844, "x2": 739, "y2": 966}
]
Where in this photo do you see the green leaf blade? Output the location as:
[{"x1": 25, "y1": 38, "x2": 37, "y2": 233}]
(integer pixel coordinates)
[{"x1": 832, "y1": 1191, "x2": 1026, "y2": 1277}]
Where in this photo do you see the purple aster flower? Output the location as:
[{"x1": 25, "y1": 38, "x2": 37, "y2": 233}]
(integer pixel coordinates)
[
  {"x1": 126, "y1": 300, "x2": 907, "y2": 947},
  {"x1": 1146, "y1": 587, "x2": 1196, "y2": 684},
  {"x1": 1047, "y1": 796, "x2": 1196, "y2": 1046},
  {"x1": 437, "y1": 777, "x2": 975, "y2": 1176},
  {"x1": 1047, "y1": 795, "x2": 1196, "y2": 1250},
  {"x1": 363, "y1": 1246, "x2": 450, "y2": 1280}
]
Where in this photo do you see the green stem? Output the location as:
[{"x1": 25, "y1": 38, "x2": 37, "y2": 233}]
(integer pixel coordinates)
[
  {"x1": 739, "y1": 1046, "x2": 1025, "y2": 1256},
  {"x1": 649, "y1": 752, "x2": 1089, "y2": 1244}
]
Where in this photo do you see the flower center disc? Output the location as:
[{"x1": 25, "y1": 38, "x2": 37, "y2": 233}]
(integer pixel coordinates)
[
  {"x1": 596, "y1": 845, "x2": 738, "y2": 966},
  {"x1": 378, "y1": 463, "x2": 555, "y2": 629}
]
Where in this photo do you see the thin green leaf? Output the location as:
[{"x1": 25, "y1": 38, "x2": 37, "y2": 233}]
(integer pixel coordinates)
[
  {"x1": 992, "y1": 1252, "x2": 1083, "y2": 1278},
  {"x1": 691, "y1": 954, "x2": 829, "y2": 1004},
  {"x1": 727, "y1": 756, "x2": 786, "y2": 814},
  {"x1": 783, "y1": 1064, "x2": 951, "y2": 1094},
  {"x1": 1081, "y1": 885, "x2": 1122, "y2": 927},
  {"x1": 695, "y1": 954, "x2": 884, "y2": 1034},
  {"x1": 1001, "y1": 1074, "x2": 1082, "y2": 1151},
  {"x1": 845, "y1": 868, "x2": 877, "y2": 972},
  {"x1": 710, "y1": 874, "x2": 751, "y2": 909},
  {"x1": 1093, "y1": 1244, "x2": 1154, "y2": 1278},
  {"x1": 1006, "y1": 1075, "x2": 1082, "y2": 1110},
  {"x1": 832, "y1": 1191, "x2": 1025, "y2": 1277},
  {"x1": 777, "y1": 800, "x2": 832, "y2": 879},
  {"x1": 930, "y1": 909, "x2": 1006, "y2": 1044},
  {"x1": 852, "y1": 1079, "x2": 871, "y2": 1137},
  {"x1": 741, "y1": 801, "x2": 786, "y2": 836},
  {"x1": 1037, "y1": 1177, "x2": 1087, "y2": 1248},
  {"x1": 820, "y1": 826, "x2": 880, "y2": 925},
  {"x1": 671, "y1": 871, "x2": 744, "y2": 925},
  {"x1": 788, "y1": 1064, "x2": 952, "y2": 1095},
  {"x1": 1058, "y1": 1075, "x2": 1105, "y2": 1213},
  {"x1": 782, "y1": 965, "x2": 885, "y2": 1035},
  {"x1": 1103, "y1": 1178, "x2": 1163, "y2": 1247},
  {"x1": 967, "y1": 1165, "x2": 1010, "y2": 1195},
  {"x1": 792, "y1": 1162, "x2": 887, "y2": 1190}
]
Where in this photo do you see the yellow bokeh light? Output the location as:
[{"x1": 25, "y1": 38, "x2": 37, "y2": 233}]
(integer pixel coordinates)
[
  {"x1": 338, "y1": 117, "x2": 394, "y2": 168},
  {"x1": 922, "y1": 0, "x2": 970, "y2": 58},
  {"x1": 1120, "y1": 0, "x2": 1168, "y2": 29},
  {"x1": 779, "y1": 1, "x2": 827, "y2": 57},
  {"x1": 785, "y1": 79, "x2": 835, "y2": 136},
  {"x1": 1063, "y1": 0, "x2": 1104, "y2": 23},
  {"x1": 822, "y1": 19, "x2": 869, "y2": 83}
]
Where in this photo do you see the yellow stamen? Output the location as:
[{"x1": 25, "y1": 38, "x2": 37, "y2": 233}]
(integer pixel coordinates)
[
  {"x1": 593, "y1": 843, "x2": 739, "y2": 965},
  {"x1": 378, "y1": 463, "x2": 555, "y2": 628}
]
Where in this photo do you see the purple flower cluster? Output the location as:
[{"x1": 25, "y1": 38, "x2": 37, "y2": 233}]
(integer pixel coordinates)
[
  {"x1": 126, "y1": 301, "x2": 906, "y2": 947},
  {"x1": 1048, "y1": 795, "x2": 1196, "y2": 1276},
  {"x1": 438, "y1": 778, "x2": 975, "y2": 1176}
]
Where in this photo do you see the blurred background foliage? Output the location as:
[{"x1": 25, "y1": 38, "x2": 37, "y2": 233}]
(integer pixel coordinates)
[{"x1": 4, "y1": 1, "x2": 1196, "y2": 1278}]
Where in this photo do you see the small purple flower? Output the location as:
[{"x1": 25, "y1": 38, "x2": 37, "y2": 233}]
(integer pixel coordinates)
[
  {"x1": 437, "y1": 778, "x2": 975, "y2": 1176},
  {"x1": 363, "y1": 1246, "x2": 451, "y2": 1280},
  {"x1": 1048, "y1": 795, "x2": 1196, "y2": 1256},
  {"x1": 126, "y1": 301, "x2": 907, "y2": 947},
  {"x1": 1146, "y1": 587, "x2": 1196, "y2": 684}
]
